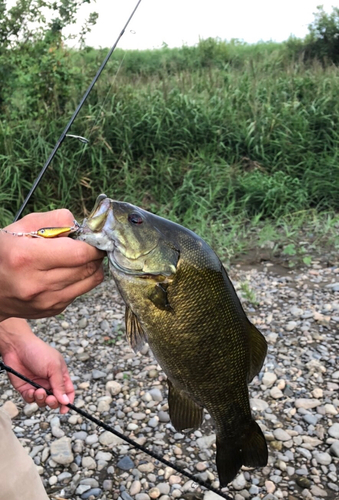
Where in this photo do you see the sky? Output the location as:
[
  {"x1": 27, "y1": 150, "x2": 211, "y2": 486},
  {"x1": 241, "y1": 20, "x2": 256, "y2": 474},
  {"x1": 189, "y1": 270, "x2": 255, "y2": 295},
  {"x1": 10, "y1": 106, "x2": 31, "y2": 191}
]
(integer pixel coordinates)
[{"x1": 64, "y1": 0, "x2": 336, "y2": 50}]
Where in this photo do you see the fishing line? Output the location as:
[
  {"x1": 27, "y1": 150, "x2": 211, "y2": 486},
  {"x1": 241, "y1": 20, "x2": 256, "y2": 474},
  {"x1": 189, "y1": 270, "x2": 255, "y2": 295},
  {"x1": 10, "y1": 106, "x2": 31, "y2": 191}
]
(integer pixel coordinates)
[
  {"x1": 65, "y1": 50, "x2": 128, "y2": 207},
  {"x1": 0, "y1": 361, "x2": 233, "y2": 500},
  {"x1": 14, "y1": 0, "x2": 142, "y2": 222}
]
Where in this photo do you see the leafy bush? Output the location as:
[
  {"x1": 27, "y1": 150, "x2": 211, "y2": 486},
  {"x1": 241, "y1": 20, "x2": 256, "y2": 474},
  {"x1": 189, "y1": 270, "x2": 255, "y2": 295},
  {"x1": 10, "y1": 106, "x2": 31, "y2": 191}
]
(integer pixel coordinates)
[{"x1": 305, "y1": 6, "x2": 339, "y2": 64}]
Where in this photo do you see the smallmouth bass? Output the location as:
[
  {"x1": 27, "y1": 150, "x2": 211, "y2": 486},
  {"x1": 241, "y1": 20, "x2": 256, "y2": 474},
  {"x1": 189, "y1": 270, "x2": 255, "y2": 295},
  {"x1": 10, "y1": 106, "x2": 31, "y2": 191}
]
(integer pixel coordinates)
[{"x1": 72, "y1": 194, "x2": 268, "y2": 486}]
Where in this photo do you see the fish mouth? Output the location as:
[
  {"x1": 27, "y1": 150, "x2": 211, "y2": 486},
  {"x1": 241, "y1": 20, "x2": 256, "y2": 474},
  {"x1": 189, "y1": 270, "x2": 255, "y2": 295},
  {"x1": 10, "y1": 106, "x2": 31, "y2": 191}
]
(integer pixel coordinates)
[
  {"x1": 84, "y1": 194, "x2": 111, "y2": 232},
  {"x1": 71, "y1": 195, "x2": 115, "y2": 252}
]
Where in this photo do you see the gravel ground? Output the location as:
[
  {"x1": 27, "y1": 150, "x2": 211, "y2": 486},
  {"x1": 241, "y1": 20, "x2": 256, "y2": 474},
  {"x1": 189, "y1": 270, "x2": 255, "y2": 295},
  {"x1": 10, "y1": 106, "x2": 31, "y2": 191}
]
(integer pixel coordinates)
[{"x1": 0, "y1": 258, "x2": 338, "y2": 500}]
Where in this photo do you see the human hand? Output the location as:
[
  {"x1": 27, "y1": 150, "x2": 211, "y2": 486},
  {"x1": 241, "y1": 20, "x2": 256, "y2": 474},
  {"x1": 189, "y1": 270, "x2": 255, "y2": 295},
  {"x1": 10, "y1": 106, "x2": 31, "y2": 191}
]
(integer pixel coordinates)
[
  {"x1": 0, "y1": 318, "x2": 74, "y2": 414},
  {"x1": 0, "y1": 209, "x2": 105, "y2": 321}
]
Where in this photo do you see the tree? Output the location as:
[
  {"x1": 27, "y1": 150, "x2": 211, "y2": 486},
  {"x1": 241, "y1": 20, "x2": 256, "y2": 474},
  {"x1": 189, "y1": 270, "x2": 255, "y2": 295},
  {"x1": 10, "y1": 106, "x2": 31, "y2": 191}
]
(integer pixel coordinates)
[
  {"x1": 306, "y1": 6, "x2": 339, "y2": 64},
  {"x1": 0, "y1": 0, "x2": 98, "y2": 113}
]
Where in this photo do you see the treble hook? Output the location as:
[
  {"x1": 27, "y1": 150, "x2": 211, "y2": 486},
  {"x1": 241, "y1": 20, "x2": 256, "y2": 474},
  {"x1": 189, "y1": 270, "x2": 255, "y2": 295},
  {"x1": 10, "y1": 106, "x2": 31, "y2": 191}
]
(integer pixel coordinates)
[{"x1": 66, "y1": 134, "x2": 89, "y2": 144}]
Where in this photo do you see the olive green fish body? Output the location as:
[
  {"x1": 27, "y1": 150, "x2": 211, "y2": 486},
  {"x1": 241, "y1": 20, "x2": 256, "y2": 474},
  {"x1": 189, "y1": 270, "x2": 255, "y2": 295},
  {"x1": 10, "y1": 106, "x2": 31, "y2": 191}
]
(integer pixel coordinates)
[{"x1": 74, "y1": 195, "x2": 268, "y2": 486}]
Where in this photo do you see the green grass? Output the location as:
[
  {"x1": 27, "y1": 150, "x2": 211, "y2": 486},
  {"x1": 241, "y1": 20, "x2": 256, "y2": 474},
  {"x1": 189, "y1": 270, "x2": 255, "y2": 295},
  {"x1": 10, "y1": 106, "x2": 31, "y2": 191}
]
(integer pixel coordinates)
[{"x1": 1, "y1": 38, "x2": 339, "y2": 261}]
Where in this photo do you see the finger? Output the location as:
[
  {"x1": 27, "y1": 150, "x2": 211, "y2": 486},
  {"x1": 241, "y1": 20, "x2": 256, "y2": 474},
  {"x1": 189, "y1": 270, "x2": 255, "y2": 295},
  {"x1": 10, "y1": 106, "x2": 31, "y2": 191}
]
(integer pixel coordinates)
[
  {"x1": 35, "y1": 238, "x2": 106, "y2": 271},
  {"x1": 48, "y1": 363, "x2": 73, "y2": 409},
  {"x1": 51, "y1": 266, "x2": 104, "y2": 310},
  {"x1": 45, "y1": 395, "x2": 60, "y2": 410},
  {"x1": 6, "y1": 209, "x2": 75, "y2": 233},
  {"x1": 35, "y1": 388, "x2": 47, "y2": 407},
  {"x1": 41, "y1": 259, "x2": 104, "y2": 291},
  {"x1": 21, "y1": 388, "x2": 35, "y2": 403}
]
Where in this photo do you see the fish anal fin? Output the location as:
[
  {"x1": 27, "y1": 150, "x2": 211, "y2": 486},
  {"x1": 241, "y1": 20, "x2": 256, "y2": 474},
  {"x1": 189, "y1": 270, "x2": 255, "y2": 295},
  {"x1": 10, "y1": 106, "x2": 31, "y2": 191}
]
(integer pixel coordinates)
[
  {"x1": 125, "y1": 306, "x2": 147, "y2": 352},
  {"x1": 247, "y1": 322, "x2": 267, "y2": 382},
  {"x1": 216, "y1": 420, "x2": 268, "y2": 486},
  {"x1": 167, "y1": 379, "x2": 203, "y2": 431}
]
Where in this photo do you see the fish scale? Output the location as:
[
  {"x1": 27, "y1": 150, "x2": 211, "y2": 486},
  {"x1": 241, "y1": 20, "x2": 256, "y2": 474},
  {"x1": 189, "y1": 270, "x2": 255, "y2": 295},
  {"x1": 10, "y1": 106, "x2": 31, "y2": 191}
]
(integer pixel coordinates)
[{"x1": 72, "y1": 194, "x2": 268, "y2": 486}]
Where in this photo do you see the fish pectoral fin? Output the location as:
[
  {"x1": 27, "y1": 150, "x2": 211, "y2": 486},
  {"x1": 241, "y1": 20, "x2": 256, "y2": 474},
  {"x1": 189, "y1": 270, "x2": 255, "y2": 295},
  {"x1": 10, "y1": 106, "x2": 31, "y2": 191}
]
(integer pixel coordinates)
[
  {"x1": 125, "y1": 306, "x2": 147, "y2": 352},
  {"x1": 148, "y1": 283, "x2": 173, "y2": 311},
  {"x1": 247, "y1": 322, "x2": 267, "y2": 382},
  {"x1": 216, "y1": 420, "x2": 268, "y2": 486},
  {"x1": 167, "y1": 379, "x2": 203, "y2": 431}
]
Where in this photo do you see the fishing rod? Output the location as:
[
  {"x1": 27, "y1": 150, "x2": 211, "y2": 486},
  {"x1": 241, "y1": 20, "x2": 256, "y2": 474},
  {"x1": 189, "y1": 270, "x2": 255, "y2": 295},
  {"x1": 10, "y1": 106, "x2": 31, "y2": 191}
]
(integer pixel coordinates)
[
  {"x1": 14, "y1": 0, "x2": 142, "y2": 222},
  {"x1": 0, "y1": 361, "x2": 233, "y2": 499}
]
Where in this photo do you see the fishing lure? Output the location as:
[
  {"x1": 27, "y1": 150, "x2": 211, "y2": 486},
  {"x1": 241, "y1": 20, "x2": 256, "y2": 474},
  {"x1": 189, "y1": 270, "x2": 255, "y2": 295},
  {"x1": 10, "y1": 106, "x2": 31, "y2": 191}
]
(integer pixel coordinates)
[{"x1": 1, "y1": 222, "x2": 80, "y2": 238}]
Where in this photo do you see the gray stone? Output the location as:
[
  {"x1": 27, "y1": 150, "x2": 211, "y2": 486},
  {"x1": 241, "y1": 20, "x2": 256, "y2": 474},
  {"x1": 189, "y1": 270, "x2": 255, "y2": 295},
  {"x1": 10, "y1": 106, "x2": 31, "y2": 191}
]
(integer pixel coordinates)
[
  {"x1": 73, "y1": 431, "x2": 88, "y2": 440},
  {"x1": 130, "y1": 480, "x2": 141, "y2": 495},
  {"x1": 295, "y1": 399, "x2": 320, "y2": 409},
  {"x1": 149, "y1": 388, "x2": 163, "y2": 401},
  {"x1": 328, "y1": 423, "x2": 339, "y2": 439},
  {"x1": 78, "y1": 317, "x2": 88, "y2": 328},
  {"x1": 273, "y1": 429, "x2": 291, "y2": 441},
  {"x1": 103, "y1": 479, "x2": 113, "y2": 490},
  {"x1": 310, "y1": 485, "x2": 328, "y2": 497},
  {"x1": 262, "y1": 372, "x2": 277, "y2": 387},
  {"x1": 286, "y1": 321, "x2": 297, "y2": 331},
  {"x1": 157, "y1": 483, "x2": 170, "y2": 495},
  {"x1": 106, "y1": 380, "x2": 122, "y2": 396},
  {"x1": 330, "y1": 440, "x2": 339, "y2": 457},
  {"x1": 121, "y1": 492, "x2": 134, "y2": 500},
  {"x1": 117, "y1": 456, "x2": 134, "y2": 470},
  {"x1": 97, "y1": 396, "x2": 112, "y2": 413},
  {"x1": 92, "y1": 369, "x2": 106, "y2": 379},
  {"x1": 100, "y1": 319, "x2": 110, "y2": 331},
  {"x1": 313, "y1": 451, "x2": 332, "y2": 465},
  {"x1": 250, "y1": 398, "x2": 269, "y2": 411},
  {"x1": 99, "y1": 431, "x2": 124, "y2": 447},
  {"x1": 95, "y1": 451, "x2": 112, "y2": 461},
  {"x1": 148, "y1": 416, "x2": 159, "y2": 428},
  {"x1": 232, "y1": 472, "x2": 247, "y2": 490},
  {"x1": 296, "y1": 447, "x2": 312, "y2": 460},
  {"x1": 135, "y1": 494, "x2": 151, "y2": 500},
  {"x1": 50, "y1": 437, "x2": 74, "y2": 465},
  {"x1": 24, "y1": 403, "x2": 39, "y2": 417},
  {"x1": 85, "y1": 434, "x2": 98, "y2": 445},
  {"x1": 158, "y1": 410, "x2": 170, "y2": 422},
  {"x1": 196, "y1": 434, "x2": 216, "y2": 449},
  {"x1": 81, "y1": 488, "x2": 102, "y2": 499},
  {"x1": 80, "y1": 478, "x2": 99, "y2": 487},
  {"x1": 204, "y1": 493, "x2": 224, "y2": 500},
  {"x1": 58, "y1": 472, "x2": 72, "y2": 483},
  {"x1": 82, "y1": 456, "x2": 96, "y2": 469},
  {"x1": 76, "y1": 485, "x2": 91, "y2": 495},
  {"x1": 52, "y1": 426, "x2": 65, "y2": 438}
]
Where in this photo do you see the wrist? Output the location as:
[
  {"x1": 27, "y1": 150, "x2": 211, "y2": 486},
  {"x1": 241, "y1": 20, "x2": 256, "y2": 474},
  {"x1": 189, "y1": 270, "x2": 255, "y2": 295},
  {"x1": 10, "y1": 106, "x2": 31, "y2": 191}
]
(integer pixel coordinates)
[{"x1": 0, "y1": 318, "x2": 34, "y2": 355}]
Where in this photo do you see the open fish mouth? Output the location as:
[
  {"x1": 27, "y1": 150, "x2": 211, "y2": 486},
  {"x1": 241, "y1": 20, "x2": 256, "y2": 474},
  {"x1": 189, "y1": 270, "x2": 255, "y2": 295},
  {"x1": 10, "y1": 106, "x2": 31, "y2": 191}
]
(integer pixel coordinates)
[{"x1": 70, "y1": 195, "x2": 115, "y2": 252}]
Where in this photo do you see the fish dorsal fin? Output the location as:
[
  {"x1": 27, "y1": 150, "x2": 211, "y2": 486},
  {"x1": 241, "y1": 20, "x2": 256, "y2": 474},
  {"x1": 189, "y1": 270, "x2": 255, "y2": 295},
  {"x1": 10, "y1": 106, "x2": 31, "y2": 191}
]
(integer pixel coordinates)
[
  {"x1": 125, "y1": 306, "x2": 147, "y2": 352},
  {"x1": 247, "y1": 322, "x2": 267, "y2": 382},
  {"x1": 167, "y1": 378, "x2": 204, "y2": 431}
]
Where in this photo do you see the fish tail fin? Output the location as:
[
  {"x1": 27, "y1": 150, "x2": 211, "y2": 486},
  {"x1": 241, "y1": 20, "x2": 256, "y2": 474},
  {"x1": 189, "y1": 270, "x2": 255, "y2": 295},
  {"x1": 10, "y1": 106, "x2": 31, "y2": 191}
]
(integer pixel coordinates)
[
  {"x1": 241, "y1": 419, "x2": 268, "y2": 467},
  {"x1": 216, "y1": 420, "x2": 268, "y2": 487}
]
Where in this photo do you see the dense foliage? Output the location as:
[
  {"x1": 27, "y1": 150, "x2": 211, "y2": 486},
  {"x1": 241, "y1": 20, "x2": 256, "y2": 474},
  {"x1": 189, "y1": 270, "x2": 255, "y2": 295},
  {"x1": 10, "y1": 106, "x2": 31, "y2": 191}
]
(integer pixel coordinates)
[{"x1": 1, "y1": 5, "x2": 339, "y2": 255}]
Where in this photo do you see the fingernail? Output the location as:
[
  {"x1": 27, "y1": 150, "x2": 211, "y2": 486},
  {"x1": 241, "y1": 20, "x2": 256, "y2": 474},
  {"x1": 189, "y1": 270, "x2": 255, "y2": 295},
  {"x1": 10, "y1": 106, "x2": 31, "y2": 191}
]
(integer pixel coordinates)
[
  {"x1": 36, "y1": 394, "x2": 44, "y2": 401},
  {"x1": 61, "y1": 394, "x2": 70, "y2": 405}
]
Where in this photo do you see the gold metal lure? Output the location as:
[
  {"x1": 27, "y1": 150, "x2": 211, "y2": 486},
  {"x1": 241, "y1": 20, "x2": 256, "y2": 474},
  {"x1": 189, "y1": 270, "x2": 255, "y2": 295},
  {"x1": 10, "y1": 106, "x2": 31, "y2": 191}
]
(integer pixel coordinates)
[
  {"x1": 0, "y1": 222, "x2": 79, "y2": 238},
  {"x1": 36, "y1": 226, "x2": 76, "y2": 238}
]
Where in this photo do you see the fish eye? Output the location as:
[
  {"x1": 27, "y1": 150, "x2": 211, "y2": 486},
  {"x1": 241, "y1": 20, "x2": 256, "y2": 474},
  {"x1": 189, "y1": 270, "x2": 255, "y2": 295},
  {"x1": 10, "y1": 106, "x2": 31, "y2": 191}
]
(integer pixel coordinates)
[{"x1": 128, "y1": 213, "x2": 143, "y2": 225}]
